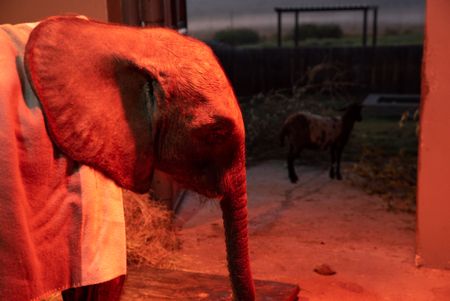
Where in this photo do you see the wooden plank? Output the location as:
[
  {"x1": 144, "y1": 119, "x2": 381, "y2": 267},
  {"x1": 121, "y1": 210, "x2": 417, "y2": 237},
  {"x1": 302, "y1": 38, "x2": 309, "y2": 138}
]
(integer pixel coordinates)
[{"x1": 123, "y1": 266, "x2": 300, "y2": 301}]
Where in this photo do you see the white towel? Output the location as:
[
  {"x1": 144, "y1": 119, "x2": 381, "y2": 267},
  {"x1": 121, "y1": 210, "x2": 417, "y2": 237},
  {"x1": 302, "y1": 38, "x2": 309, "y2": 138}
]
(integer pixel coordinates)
[{"x1": 0, "y1": 21, "x2": 126, "y2": 301}]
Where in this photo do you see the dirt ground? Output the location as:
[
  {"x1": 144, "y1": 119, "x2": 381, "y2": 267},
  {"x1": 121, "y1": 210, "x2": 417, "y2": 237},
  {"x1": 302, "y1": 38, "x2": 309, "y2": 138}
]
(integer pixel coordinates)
[{"x1": 171, "y1": 160, "x2": 450, "y2": 301}]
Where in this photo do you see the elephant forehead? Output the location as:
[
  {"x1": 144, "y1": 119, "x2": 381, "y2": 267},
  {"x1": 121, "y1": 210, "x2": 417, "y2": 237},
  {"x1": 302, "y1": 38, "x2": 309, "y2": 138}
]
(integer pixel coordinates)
[
  {"x1": 138, "y1": 28, "x2": 242, "y2": 124},
  {"x1": 175, "y1": 59, "x2": 230, "y2": 97},
  {"x1": 140, "y1": 29, "x2": 226, "y2": 81},
  {"x1": 137, "y1": 28, "x2": 236, "y2": 107},
  {"x1": 163, "y1": 41, "x2": 230, "y2": 94},
  {"x1": 166, "y1": 70, "x2": 240, "y2": 122}
]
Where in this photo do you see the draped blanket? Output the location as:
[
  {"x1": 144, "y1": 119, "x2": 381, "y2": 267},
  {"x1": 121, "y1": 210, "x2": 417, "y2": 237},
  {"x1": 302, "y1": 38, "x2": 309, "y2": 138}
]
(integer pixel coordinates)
[{"x1": 0, "y1": 22, "x2": 127, "y2": 301}]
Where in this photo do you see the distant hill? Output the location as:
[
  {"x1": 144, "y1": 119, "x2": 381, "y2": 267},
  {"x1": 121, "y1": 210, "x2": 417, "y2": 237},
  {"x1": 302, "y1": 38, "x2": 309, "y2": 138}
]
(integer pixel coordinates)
[
  {"x1": 187, "y1": 0, "x2": 425, "y2": 33},
  {"x1": 188, "y1": 0, "x2": 424, "y2": 17}
]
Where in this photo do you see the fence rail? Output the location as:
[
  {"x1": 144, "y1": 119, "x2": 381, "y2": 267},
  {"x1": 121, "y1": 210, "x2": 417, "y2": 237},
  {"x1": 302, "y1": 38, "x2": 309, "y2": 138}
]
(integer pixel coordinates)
[{"x1": 210, "y1": 45, "x2": 423, "y2": 97}]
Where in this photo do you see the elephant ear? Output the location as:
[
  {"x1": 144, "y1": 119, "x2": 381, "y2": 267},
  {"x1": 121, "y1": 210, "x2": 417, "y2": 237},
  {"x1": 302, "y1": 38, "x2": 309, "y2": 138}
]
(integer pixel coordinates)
[{"x1": 24, "y1": 16, "x2": 157, "y2": 193}]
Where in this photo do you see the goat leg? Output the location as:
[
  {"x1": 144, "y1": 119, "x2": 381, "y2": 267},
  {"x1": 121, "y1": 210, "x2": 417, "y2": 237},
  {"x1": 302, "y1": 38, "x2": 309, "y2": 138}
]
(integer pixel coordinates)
[
  {"x1": 287, "y1": 149, "x2": 298, "y2": 183},
  {"x1": 329, "y1": 147, "x2": 336, "y2": 179},
  {"x1": 336, "y1": 147, "x2": 343, "y2": 180}
]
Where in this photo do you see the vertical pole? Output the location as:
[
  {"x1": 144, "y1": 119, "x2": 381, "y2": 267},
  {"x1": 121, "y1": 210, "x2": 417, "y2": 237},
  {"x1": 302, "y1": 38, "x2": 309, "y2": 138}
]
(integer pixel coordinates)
[
  {"x1": 121, "y1": 0, "x2": 140, "y2": 26},
  {"x1": 106, "y1": 0, "x2": 122, "y2": 23},
  {"x1": 138, "y1": 0, "x2": 144, "y2": 26},
  {"x1": 229, "y1": 10, "x2": 235, "y2": 28},
  {"x1": 362, "y1": 8, "x2": 368, "y2": 47},
  {"x1": 177, "y1": 0, "x2": 188, "y2": 33},
  {"x1": 294, "y1": 11, "x2": 299, "y2": 47},
  {"x1": 277, "y1": 10, "x2": 282, "y2": 47},
  {"x1": 372, "y1": 7, "x2": 378, "y2": 47},
  {"x1": 140, "y1": 0, "x2": 165, "y2": 27},
  {"x1": 163, "y1": 0, "x2": 172, "y2": 27}
]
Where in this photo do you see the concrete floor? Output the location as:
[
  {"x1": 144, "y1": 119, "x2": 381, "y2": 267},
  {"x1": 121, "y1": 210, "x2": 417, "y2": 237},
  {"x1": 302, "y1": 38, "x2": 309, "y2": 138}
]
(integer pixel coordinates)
[{"x1": 173, "y1": 160, "x2": 450, "y2": 301}]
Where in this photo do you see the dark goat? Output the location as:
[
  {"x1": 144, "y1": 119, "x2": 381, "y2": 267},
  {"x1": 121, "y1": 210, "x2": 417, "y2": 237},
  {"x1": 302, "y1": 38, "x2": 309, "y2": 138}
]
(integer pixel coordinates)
[{"x1": 280, "y1": 104, "x2": 362, "y2": 183}]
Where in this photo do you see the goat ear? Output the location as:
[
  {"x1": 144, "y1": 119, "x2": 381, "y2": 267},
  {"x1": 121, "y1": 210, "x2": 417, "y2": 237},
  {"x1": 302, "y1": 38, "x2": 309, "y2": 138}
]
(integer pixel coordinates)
[{"x1": 24, "y1": 16, "x2": 158, "y2": 192}]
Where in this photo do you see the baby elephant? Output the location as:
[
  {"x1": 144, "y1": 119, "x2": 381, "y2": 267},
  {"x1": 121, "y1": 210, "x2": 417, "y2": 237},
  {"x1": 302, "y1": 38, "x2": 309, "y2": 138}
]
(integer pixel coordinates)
[{"x1": 280, "y1": 103, "x2": 362, "y2": 183}]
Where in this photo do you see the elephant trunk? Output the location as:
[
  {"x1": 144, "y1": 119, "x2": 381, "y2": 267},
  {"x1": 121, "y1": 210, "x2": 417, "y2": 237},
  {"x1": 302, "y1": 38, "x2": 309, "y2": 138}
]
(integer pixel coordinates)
[{"x1": 220, "y1": 169, "x2": 255, "y2": 301}]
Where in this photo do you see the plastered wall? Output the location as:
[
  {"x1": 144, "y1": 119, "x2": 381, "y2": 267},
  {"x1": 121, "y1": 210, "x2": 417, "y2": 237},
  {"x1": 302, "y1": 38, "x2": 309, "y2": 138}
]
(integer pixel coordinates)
[
  {"x1": 416, "y1": 0, "x2": 450, "y2": 268},
  {"x1": 0, "y1": 0, "x2": 108, "y2": 24}
]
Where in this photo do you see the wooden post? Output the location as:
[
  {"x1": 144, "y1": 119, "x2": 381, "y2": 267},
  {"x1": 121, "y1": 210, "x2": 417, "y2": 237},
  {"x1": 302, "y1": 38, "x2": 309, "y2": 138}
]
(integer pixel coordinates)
[
  {"x1": 121, "y1": 0, "x2": 140, "y2": 25},
  {"x1": 176, "y1": 0, "x2": 188, "y2": 32},
  {"x1": 107, "y1": 0, "x2": 122, "y2": 23},
  {"x1": 372, "y1": 7, "x2": 378, "y2": 47},
  {"x1": 294, "y1": 11, "x2": 299, "y2": 47},
  {"x1": 277, "y1": 10, "x2": 282, "y2": 47},
  {"x1": 163, "y1": 0, "x2": 173, "y2": 27},
  {"x1": 362, "y1": 8, "x2": 368, "y2": 47},
  {"x1": 140, "y1": 0, "x2": 164, "y2": 26}
]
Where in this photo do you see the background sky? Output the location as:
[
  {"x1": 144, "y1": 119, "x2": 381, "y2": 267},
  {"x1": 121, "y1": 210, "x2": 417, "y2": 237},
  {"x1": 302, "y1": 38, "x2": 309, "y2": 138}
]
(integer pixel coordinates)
[{"x1": 187, "y1": 0, "x2": 425, "y2": 35}]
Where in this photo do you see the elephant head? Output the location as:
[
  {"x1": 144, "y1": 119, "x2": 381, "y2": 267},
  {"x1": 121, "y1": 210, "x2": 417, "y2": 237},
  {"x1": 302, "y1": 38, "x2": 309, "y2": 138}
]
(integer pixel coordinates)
[{"x1": 24, "y1": 17, "x2": 255, "y2": 300}]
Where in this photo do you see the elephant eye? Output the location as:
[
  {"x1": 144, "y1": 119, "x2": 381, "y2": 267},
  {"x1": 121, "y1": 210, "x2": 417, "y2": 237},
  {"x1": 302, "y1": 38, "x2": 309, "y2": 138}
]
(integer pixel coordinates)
[
  {"x1": 143, "y1": 81, "x2": 158, "y2": 116},
  {"x1": 193, "y1": 116, "x2": 235, "y2": 144},
  {"x1": 207, "y1": 124, "x2": 230, "y2": 139}
]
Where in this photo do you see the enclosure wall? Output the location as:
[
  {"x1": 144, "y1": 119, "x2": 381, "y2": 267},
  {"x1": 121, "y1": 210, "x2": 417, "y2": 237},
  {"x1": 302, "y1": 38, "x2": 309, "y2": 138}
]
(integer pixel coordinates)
[
  {"x1": 0, "y1": 0, "x2": 108, "y2": 24},
  {"x1": 417, "y1": 0, "x2": 450, "y2": 269}
]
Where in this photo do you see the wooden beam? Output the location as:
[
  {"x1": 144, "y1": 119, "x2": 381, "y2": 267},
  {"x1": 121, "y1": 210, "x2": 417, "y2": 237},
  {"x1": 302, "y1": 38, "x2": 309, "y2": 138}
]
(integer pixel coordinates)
[
  {"x1": 106, "y1": 0, "x2": 122, "y2": 23},
  {"x1": 277, "y1": 11, "x2": 282, "y2": 47},
  {"x1": 123, "y1": 266, "x2": 300, "y2": 300},
  {"x1": 294, "y1": 11, "x2": 299, "y2": 47},
  {"x1": 372, "y1": 7, "x2": 378, "y2": 47},
  {"x1": 362, "y1": 8, "x2": 368, "y2": 47},
  {"x1": 121, "y1": 0, "x2": 140, "y2": 26}
]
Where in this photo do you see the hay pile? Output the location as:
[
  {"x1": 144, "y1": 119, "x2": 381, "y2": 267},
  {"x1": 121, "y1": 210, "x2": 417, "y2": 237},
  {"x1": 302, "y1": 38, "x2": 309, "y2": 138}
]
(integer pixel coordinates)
[
  {"x1": 349, "y1": 112, "x2": 418, "y2": 212},
  {"x1": 350, "y1": 148, "x2": 417, "y2": 212},
  {"x1": 123, "y1": 190, "x2": 180, "y2": 268},
  {"x1": 40, "y1": 294, "x2": 62, "y2": 301}
]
